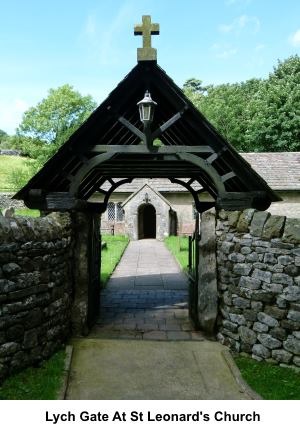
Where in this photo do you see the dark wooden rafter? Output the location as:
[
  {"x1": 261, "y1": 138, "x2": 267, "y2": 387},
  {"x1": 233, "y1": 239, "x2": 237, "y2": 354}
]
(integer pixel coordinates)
[
  {"x1": 101, "y1": 178, "x2": 133, "y2": 209},
  {"x1": 176, "y1": 153, "x2": 226, "y2": 194},
  {"x1": 68, "y1": 150, "x2": 226, "y2": 199},
  {"x1": 24, "y1": 189, "x2": 105, "y2": 213},
  {"x1": 79, "y1": 174, "x2": 107, "y2": 200},
  {"x1": 69, "y1": 152, "x2": 116, "y2": 196},
  {"x1": 217, "y1": 191, "x2": 271, "y2": 211},
  {"x1": 221, "y1": 171, "x2": 236, "y2": 183},
  {"x1": 87, "y1": 145, "x2": 214, "y2": 154},
  {"x1": 169, "y1": 178, "x2": 214, "y2": 213},
  {"x1": 151, "y1": 107, "x2": 188, "y2": 140},
  {"x1": 14, "y1": 60, "x2": 280, "y2": 212}
]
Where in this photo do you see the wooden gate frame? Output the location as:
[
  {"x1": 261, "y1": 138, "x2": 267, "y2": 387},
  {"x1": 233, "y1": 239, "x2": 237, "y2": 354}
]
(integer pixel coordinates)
[{"x1": 14, "y1": 61, "x2": 280, "y2": 335}]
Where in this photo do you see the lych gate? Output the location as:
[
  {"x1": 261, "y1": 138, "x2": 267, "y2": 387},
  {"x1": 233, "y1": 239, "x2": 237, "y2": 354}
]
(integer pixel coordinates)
[{"x1": 14, "y1": 16, "x2": 279, "y2": 336}]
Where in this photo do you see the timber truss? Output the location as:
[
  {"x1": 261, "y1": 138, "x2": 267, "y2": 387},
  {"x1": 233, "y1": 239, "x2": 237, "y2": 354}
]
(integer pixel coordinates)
[{"x1": 15, "y1": 61, "x2": 280, "y2": 212}]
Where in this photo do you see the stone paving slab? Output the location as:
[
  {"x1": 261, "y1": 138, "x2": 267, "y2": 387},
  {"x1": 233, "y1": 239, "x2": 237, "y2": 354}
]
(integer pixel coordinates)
[
  {"x1": 96, "y1": 239, "x2": 194, "y2": 340},
  {"x1": 66, "y1": 339, "x2": 252, "y2": 400},
  {"x1": 66, "y1": 240, "x2": 254, "y2": 400}
]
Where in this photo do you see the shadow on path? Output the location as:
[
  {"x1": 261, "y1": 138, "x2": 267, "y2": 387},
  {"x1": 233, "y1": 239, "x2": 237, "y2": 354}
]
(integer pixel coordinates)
[
  {"x1": 91, "y1": 239, "x2": 204, "y2": 340},
  {"x1": 66, "y1": 240, "x2": 255, "y2": 400}
]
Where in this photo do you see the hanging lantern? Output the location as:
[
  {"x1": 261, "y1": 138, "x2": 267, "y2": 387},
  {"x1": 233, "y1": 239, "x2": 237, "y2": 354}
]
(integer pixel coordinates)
[{"x1": 137, "y1": 90, "x2": 157, "y2": 125}]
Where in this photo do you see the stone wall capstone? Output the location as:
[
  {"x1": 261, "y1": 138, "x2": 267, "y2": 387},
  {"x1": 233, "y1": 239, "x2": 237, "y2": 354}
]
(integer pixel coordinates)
[
  {"x1": 216, "y1": 209, "x2": 300, "y2": 369},
  {"x1": 0, "y1": 212, "x2": 73, "y2": 381},
  {"x1": 0, "y1": 193, "x2": 26, "y2": 210}
]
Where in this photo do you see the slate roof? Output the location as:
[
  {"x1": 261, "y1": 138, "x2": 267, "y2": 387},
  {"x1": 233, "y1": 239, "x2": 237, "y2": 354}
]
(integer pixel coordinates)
[
  {"x1": 242, "y1": 152, "x2": 300, "y2": 191},
  {"x1": 121, "y1": 183, "x2": 173, "y2": 208}
]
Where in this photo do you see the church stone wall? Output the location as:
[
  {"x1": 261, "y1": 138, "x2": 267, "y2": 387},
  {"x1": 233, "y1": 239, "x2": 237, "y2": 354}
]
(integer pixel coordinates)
[
  {"x1": 123, "y1": 185, "x2": 170, "y2": 240},
  {"x1": 216, "y1": 209, "x2": 300, "y2": 369},
  {"x1": 267, "y1": 191, "x2": 300, "y2": 219},
  {"x1": 0, "y1": 213, "x2": 73, "y2": 381},
  {"x1": 161, "y1": 193, "x2": 195, "y2": 235}
]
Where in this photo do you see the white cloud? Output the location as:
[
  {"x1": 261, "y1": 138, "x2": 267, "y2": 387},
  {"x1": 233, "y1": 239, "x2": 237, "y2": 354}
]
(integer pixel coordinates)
[
  {"x1": 219, "y1": 15, "x2": 260, "y2": 35},
  {"x1": 217, "y1": 48, "x2": 238, "y2": 59},
  {"x1": 0, "y1": 99, "x2": 29, "y2": 134},
  {"x1": 289, "y1": 29, "x2": 300, "y2": 46},
  {"x1": 212, "y1": 43, "x2": 238, "y2": 59}
]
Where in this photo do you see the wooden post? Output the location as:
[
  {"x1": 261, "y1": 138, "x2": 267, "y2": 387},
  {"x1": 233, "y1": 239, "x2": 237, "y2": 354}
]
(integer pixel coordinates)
[{"x1": 71, "y1": 211, "x2": 101, "y2": 335}]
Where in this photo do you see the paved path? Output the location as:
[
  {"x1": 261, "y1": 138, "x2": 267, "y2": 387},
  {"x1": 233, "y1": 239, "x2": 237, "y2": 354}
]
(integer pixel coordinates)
[
  {"x1": 66, "y1": 239, "x2": 254, "y2": 400},
  {"x1": 66, "y1": 339, "x2": 253, "y2": 400},
  {"x1": 90, "y1": 239, "x2": 204, "y2": 340}
]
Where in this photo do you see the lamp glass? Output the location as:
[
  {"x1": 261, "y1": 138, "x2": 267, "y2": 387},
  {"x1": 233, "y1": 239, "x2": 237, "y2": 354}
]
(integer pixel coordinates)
[{"x1": 137, "y1": 91, "x2": 157, "y2": 125}]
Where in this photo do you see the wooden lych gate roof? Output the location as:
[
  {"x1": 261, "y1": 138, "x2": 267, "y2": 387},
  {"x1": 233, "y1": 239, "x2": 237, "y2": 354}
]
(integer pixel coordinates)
[{"x1": 15, "y1": 31, "x2": 280, "y2": 214}]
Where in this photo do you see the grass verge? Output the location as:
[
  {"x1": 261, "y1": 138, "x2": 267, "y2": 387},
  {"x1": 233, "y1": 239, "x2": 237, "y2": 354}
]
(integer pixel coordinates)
[
  {"x1": 0, "y1": 349, "x2": 65, "y2": 400},
  {"x1": 0, "y1": 155, "x2": 33, "y2": 191},
  {"x1": 164, "y1": 235, "x2": 189, "y2": 271},
  {"x1": 0, "y1": 208, "x2": 40, "y2": 217},
  {"x1": 101, "y1": 235, "x2": 129, "y2": 285},
  {"x1": 234, "y1": 355, "x2": 300, "y2": 400},
  {"x1": 14, "y1": 208, "x2": 40, "y2": 217},
  {"x1": 165, "y1": 235, "x2": 300, "y2": 400}
]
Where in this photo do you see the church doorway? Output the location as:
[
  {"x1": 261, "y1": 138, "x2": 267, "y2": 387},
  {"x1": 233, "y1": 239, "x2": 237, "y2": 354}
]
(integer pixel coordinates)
[{"x1": 138, "y1": 204, "x2": 156, "y2": 239}]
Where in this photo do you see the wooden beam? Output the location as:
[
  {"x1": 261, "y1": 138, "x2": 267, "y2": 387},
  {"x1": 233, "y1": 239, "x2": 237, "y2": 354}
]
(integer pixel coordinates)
[
  {"x1": 216, "y1": 191, "x2": 270, "y2": 211},
  {"x1": 118, "y1": 116, "x2": 144, "y2": 140},
  {"x1": 221, "y1": 171, "x2": 236, "y2": 183},
  {"x1": 88, "y1": 145, "x2": 214, "y2": 154},
  {"x1": 177, "y1": 153, "x2": 226, "y2": 194},
  {"x1": 151, "y1": 109, "x2": 186, "y2": 140},
  {"x1": 25, "y1": 192, "x2": 106, "y2": 213}
]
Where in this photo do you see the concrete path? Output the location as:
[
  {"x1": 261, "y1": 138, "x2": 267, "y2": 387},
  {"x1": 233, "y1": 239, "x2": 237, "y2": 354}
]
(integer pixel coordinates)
[
  {"x1": 66, "y1": 339, "x2": 252, "y2": 399},
  {"x1": 66, "y1": 239, "x2": 253, "y2": 400}
]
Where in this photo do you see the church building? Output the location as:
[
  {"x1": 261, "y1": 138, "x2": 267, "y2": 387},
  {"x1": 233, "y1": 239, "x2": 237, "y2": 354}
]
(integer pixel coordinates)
[{"x1": 99, "y1": 152, "x2": 300, "y2": 239}]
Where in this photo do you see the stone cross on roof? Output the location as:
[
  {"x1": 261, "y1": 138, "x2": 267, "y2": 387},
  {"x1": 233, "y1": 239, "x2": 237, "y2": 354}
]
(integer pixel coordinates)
[{"x1": 134, "y1": 15, "x2": 160, "y2": 62}]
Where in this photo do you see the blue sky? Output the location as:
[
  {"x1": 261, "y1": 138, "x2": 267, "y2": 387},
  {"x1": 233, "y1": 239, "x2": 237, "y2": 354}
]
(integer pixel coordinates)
[{"x1": 0, "y1": 0, "x2": 299, "y2": 134}]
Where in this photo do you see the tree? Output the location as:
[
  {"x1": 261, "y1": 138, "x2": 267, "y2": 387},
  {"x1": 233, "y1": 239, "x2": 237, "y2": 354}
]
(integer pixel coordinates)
[
  {"x1": 183, "y1": 55, "x2": 300, "y2": 152},
  {"x1": 244, "y1": 56, "x2": 300, "y2": 151},
  {"x1": 0, "y1": 129, "x2": 8, "y2": 145},
  {"x1": 182, "y1": 78, "x2": 207, "y2": 105},
  {"x1": 17, "y1": 84, "x2": 97, "y2": 160},
  {"x1": 8, "y1": 85, "x2": 96, "y2": 190}
]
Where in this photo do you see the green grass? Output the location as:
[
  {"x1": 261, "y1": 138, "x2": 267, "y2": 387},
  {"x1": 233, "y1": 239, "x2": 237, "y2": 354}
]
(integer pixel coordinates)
[
  {"x1": 0, "y1": 155, "x2": 33, "y2": 191},
  {"x1": 235, "y1": 355, "x2": 300, "y2": 400},
  {"x1": 101, "y1": 235, "x2": 129, "y2": 285},
  {"x1": 164, "y1": 235, "x2": 189, "y2": 271},
  {"x1": 14, "y1": 208, "x2": 40, "y2": 217},
  {"x1": 0, "y1": 349, "x2": 65, "y2": 400},
  {"x1": 0, "y1": 208, "x2": 40, "y2": 217}
]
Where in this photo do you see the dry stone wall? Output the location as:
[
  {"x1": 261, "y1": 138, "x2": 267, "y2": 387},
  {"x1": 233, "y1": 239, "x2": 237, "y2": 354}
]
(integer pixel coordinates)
[
  {"x1": 0, "y1": 193, "x2": 26, "y2": 210},
  {"x1": 0, "y1": 213, "x2": 73, "y2": 381},
  {"x1": 216, "y1": 209, "x2": 300, "y2": 368}
]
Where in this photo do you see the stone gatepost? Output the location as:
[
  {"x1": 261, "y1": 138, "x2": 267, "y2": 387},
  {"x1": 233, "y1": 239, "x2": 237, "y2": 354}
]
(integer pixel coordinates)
[
  {"x1": 197, "y1": 208, "x2": 218, "y2": 334},
  {"x1": 71, "y1": 211, "x2": 101, "y2": 335}
]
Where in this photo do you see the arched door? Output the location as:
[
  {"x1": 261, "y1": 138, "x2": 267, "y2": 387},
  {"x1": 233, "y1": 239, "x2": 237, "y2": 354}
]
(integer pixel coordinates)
[{"x1": 138, "y1": 204, "x2": 156, "y2": 239}]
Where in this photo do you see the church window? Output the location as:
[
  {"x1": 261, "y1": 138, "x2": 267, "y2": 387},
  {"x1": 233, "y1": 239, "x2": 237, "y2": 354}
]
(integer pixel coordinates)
[
  {"x1": 107, "y1": 202, "x2": 115, "y2": 221},
  {"x1": 107, "y1": 202, "x2": 124, "y2": 221},
  {"x1": 116, "y1": 202, "x2": 124, "y2": 221}
]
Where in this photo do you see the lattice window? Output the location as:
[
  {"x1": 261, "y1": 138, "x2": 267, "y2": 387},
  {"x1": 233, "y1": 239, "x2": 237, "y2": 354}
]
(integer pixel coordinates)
[
  {"x1": 116, "y1": 202, "x2": 124, "y2": 221},
  {"x1": 107, "y1": 202, "x2": 115, "y2": 221}
]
